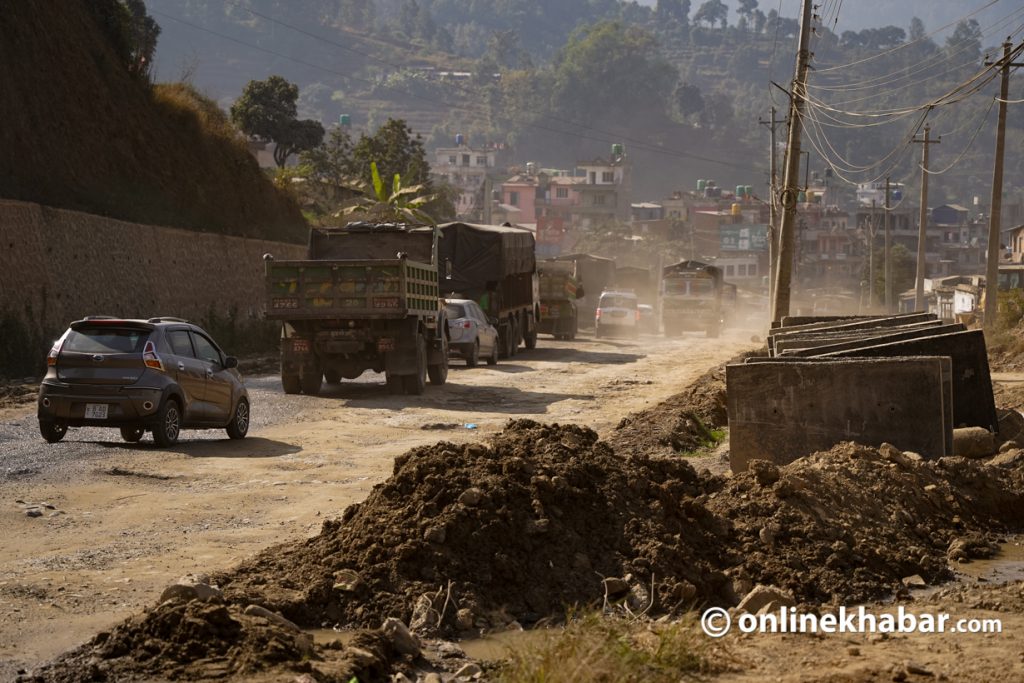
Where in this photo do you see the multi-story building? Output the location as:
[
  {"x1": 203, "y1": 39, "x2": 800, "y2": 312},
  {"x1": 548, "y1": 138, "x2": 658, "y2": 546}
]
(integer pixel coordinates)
[{"x1": 431, "y1": 142, "x2": 497, "y2": 219}]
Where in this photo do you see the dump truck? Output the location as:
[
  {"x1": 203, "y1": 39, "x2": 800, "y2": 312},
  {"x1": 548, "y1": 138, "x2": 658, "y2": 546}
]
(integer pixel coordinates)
[
  {"x1": 661, "y1": 260, "x2": 728, "y2": 337},
  {"x1": 264, "y1": 222, "x2": 448, "y2": 396},
  {"x1": 538, "y1": 259, "x2": 584, "y2": 340},
  {"x1": 435, "y1": 222, "x2": 539, "y2": 357},
  {"x1": 552, "y1": 253, "x2": 616, "y2": 328}
]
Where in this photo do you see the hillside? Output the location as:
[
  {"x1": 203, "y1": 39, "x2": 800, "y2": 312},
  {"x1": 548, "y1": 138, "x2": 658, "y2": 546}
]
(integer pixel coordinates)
[{"x1": 0, "y1": 0, "x2": 307, "y2": 243}]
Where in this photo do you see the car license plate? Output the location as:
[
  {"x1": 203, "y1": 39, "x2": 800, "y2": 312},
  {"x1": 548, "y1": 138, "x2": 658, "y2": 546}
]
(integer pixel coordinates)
[{"x1": 84, "y1": 403, "x2": 108, "y2": 420}]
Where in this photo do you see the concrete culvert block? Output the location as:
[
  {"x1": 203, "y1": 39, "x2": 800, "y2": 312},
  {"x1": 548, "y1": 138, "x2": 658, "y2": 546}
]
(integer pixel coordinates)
[
  {"x1": 159, "y1": 574, "x2": 223, "y2": 603},
  {"x1": 952, "y1": 427, "x2": 997, "y2": 458},
  {"x1": 736, "y1": 584, "x2": 796, "y2": 614}
]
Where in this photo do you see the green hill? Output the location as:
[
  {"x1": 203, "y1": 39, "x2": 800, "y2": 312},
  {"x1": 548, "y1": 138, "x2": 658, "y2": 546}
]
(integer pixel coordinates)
[{"x1": 0, "y1": 0, "x2": 306, "y2": 242}]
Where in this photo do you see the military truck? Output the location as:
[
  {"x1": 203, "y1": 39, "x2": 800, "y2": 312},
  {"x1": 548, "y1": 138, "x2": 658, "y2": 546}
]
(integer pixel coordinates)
[
  {"x1": 538, "y1": 259, "x2": 584, "y2": 340},
  {"x1": 661, "y1": 260, "x2": 728, "y2": 338},
  {"x1": 264, "y1": 222, "x2": 448, "y2": 396},
  {"x1": 435, "y1": 222, "x2": 539, "y2": 357}
]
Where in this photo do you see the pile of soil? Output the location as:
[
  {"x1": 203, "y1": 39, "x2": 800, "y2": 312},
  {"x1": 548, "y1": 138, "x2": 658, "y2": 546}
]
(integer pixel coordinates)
[
  {"x1": 215, "y1": 423, "x2": 1024, "y2": 636},
  {"x1": 609, "y1": 350, "x2": 764, "y2": 456}
]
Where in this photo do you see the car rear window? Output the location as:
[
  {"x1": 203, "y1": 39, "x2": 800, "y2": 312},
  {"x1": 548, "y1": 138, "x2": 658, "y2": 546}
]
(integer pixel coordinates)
[
  {"x1": 63, "y1": 327, "x2": 149, "y2": 354},
  {"x1": 445, "y1": 303, "x2": 467, "y2": 319},
  {"x1": 600, "y1": 296, "x2": 637, "y2": 309}
]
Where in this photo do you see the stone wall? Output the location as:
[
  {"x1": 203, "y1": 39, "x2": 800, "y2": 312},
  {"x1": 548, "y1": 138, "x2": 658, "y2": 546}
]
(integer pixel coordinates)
[{"x1": 0, "y1": 199, "x2": 306, "y2": 376}]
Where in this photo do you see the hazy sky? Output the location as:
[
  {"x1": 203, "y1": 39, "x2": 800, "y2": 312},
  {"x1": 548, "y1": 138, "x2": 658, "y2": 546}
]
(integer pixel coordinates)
[{"x1": 639, "y1": 0, "x2": 1016, "y2": 37}]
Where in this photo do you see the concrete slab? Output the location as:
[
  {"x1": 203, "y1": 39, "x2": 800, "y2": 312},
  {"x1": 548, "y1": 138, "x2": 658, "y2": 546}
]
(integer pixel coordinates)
[
  {"x1": 727, "y1": 357, "x2": 952, "y2": 473},
  {"x1": 820, "y1": 329, "x2": 996, "y2": 432},
  {"x1": 778, "y1": 322, "x2": 965, "y2": 356},
  {"x1": 768, "y1": 313, "x2": 937, "y2": 354}
]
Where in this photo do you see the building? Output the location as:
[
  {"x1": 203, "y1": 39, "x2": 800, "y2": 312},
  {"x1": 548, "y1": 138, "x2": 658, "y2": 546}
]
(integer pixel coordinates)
[
  {"x1": 431, "y1": 142, "x2": 498, "y2": 219},
  {"x1": 572, "y1": 151, "x2": 632, "y2": 229}
]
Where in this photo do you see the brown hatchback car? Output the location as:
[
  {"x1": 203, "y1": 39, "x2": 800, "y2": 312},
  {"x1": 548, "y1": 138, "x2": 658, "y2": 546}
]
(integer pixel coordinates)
[{"x1": 37, "y1": 317, "x2": 250, "y2": 447}]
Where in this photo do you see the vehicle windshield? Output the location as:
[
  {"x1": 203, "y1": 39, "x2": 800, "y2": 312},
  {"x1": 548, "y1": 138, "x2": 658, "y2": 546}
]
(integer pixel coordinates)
[
  {"x1": 63, "y1": 327, "x2": 149, "y2": 354},
  {"x1": 665, "y1": 279, "x2": 716, "y2": 298},
  {"x1": 599, "y1": 295, "x2": 637, "y2": 309},
  {"x1": 445, "y1": 303, "x2": 467, "y2": 319}
]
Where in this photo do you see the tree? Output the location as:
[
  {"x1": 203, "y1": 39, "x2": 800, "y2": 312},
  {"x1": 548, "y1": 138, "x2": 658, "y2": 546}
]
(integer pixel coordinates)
[
  {"x1": 674, "y1": 82, "x2": 704, "y2": 120},
  {"x1": 342, "y1": 161, "x2": 437, "y2": 225},
  {"x1": 123, "y1": 0, "x2": 160, "y2": 80},
  {"x1": 656, "y1": 0, "x2": 690, "y2": 24},
  {"x1": 945, "y1": 19, "x2": 982, "y2": 63},
  {"x1": 737, "y1": 0, "x2": 758, "y2": 28},
  {"x1": 230, "y1": 76, "x2": 325, "y2": 167},
  {"x1": 693, "y1": 0, "x2": 728, "y2": 29}
]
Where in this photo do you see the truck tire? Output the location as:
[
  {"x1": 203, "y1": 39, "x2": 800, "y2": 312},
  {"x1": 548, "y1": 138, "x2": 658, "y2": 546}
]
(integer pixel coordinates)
[
  {"x1": 300, "y1": 365, "x2": 322, "y2": 396},
  {"x1": 466, "y1": 340, "x2": 480, "y2": 367},
  {"x1": 427, "y1": 334, "x2": 448, "y2": 386},
  {"x1": 403, "y1": 335, "x2": 427, "y2": 395},
  {"x1": 324, "y1": 369, "x2": 341, "y2": 384},
  {"x1": 281, "y1": 372, "x2": 301, "y2": 394},
  {"x1": 509, "y1": 318, "x2": 520, "y2": 356},
  {"x1": 385, "y1": 373, "x2": 404, "y2": 394},
  {"x1": 525, "y1": 322, "x2": 538, "y2": 350}
]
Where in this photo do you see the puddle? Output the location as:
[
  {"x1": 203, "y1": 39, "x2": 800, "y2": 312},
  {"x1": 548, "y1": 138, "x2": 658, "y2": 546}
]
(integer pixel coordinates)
[
  {"x1": 307, "y1": 628, "x2": 357, "y2": 645},
  {"x1": 458, "y1": 628, "x2": 554, "y2": 661},
  {"x1": 950, "y1": 538, "x2": 1024, "y2": 584}
]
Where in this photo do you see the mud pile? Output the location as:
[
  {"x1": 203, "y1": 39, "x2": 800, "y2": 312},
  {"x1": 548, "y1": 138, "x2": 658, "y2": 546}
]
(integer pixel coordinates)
[{"x1": 217, "y1": 423, "x2": 1024, "y2": 635}]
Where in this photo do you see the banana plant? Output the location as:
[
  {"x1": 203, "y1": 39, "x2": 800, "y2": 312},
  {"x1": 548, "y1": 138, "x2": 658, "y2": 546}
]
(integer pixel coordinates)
[{"x1": 340, "y1": 162, "x2": 437, "y2": 227}]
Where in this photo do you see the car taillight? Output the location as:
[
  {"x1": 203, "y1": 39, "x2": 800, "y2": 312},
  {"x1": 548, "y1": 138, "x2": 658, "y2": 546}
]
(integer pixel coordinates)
[
  {"x1": 143, "y1": 340, "x2": 164, "y2": 371},
  {"x1": 463, "y1": 321, "x2": 472, "y2": 329},
  {"x1": 596, "y1": 308, "x2": 602, "y2": 320},
  {"x1": 46, "y1": 338, "x2": 64, "y2": 366},
  {"x1": 635, "y1": 310, "x2": 641, "y2": 322}
]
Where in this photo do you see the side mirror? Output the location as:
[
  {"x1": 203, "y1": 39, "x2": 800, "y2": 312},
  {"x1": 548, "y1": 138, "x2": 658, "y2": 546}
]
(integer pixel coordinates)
[
  {"x1": 487, "y1": 316, "x2": 499, "y2": 326},
  {"x1": 223, "y1": 356, "x2": 239, "y2": 369}
]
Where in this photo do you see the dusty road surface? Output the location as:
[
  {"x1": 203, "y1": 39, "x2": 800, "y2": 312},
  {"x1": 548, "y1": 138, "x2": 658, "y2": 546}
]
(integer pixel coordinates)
[{"x1": 0, "y1": 330, "x2": 755, "y2": 677}]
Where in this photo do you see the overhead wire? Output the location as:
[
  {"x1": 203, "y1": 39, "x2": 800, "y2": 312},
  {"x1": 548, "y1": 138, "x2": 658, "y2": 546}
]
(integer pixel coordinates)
[{"x1": 923, "y1": 96, "x2": 997, "y2": 175}]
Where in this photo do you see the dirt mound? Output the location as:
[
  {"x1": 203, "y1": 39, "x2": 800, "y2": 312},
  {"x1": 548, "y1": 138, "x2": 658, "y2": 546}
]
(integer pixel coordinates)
[
  {"x1": 21, "y1": 600, "x2": 395, "y2": 683},
  {"x1": 215, "y1": 422, "x2": 1024, "y2": 636},
  {"x1": 609, "y1": 351, "x2": 763, "y2": 456},
  {"x1": 217, "y1": 420, "x2": 733, "y2": 632}
]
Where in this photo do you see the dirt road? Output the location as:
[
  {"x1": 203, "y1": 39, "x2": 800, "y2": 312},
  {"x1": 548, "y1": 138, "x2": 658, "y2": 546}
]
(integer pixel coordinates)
[{"x1": 0, "y1": 331, "x2": 755, "y2": 677}]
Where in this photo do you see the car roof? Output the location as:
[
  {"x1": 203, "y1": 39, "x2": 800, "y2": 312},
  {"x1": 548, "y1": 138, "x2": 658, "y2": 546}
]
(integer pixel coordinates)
[
  {"x1": 600, "y1": 290, "x2": 637, "y2": 298},
  {"x1": 69, "y1": 317, "x2": 200, "y2": 331},
  {"x1": 445, "y1": 298, "x2": 477, "y2": 306}
]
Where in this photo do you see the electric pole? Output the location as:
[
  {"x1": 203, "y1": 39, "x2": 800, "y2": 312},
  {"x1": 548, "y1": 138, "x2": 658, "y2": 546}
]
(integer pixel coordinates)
[
  {"x1": 868, "y1": 199, "x2": 877, "y2": 310},
  {"x1": 771, "y1": 0, "x2": 814, "y2": 324},
  {"x1": 885, "y1": 177, "x2": 893, "y2": 313},
  {"x1": 984, "y1": 41, "x2": 1023, "y2": 329},
  {"x1": 913, "y1": 124, "x2": 939, "y2": 312},
  {"x1": 760, "y1": 106, "x2": 785, "y2": 305}
]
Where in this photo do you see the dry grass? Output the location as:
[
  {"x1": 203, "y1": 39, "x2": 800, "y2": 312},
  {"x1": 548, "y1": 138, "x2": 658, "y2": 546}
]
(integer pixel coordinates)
[{"x1": 496, "y1": 612, "x2": 726, "y2": 683}]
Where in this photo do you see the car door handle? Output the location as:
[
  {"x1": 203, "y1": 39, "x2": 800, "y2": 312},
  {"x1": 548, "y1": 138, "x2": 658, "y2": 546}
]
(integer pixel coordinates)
[{"x1": 178, "y1": 362, "x2": 185, "y2": 371}]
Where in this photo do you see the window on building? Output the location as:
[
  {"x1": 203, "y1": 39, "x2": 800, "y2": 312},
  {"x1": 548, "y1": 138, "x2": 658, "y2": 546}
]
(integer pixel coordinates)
[
  {"x1": 509, "y1": 191, "x2": 519, "y2": 206},
  {"x1": 725, "y1": 265, "x2": 735, "y2": 277},
  {"x1": 476, "y1": 155, "x2": 487, "y2": 166},
  {"x1": 556, "y1": 187, "x2": 568, "y2": 199},
  {"x1": 738, "y1": 264, "x2": 747, "y2": 276},
  {"x1": 602, "y1": 171, "x2": 614, "y2": 183},
  {"x1": 749, "y1": 264, "x2": 757, "y2": 276},
  {"x1": 593, "y1": 194, "x2": 605, "y2": 206},
  {"x1": 448, "y1": 155, "x2": 457, "y2": 165},
  {"x1": 461, "y1": 154, "x2": 470, "y2": 166}
]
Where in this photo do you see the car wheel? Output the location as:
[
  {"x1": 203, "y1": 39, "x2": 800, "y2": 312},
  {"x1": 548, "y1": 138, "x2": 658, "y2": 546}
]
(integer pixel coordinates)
[
  {"x1": 120, "y1": 426, "x2": 145, "y2": 443},
  {"x1": 281, "y1": 372, "x2": 301, "y2": 395},
  {"x1": 226, "y1": 398, "x2": 250, "y2": 439},
  {"x1": 466, "y1": 339, "x2": 480, "y2": 367},
  {"x1": 486, "y1": 339, "x2": 499, "y2": 366},
  {"x1": 403, "y1": 334, "x2": 427, "y2": 395},
  {"x1": 39, "y1": 421, "x2": 67, "y2": 444},
  {"x1": 152, "y1": 399, "x2": 181, "y2": 448}
]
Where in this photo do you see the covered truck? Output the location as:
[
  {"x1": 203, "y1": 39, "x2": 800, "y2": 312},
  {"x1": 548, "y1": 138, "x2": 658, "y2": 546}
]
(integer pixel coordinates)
[
  {"x1": 538, "y1": 259, "x2": 584, "y2": 340},
  {"x1": 264, "y1": 222, "x2": 448, "y2": 396},
  {"x1": 661, "y1": 260, "x2": 728, "y2": 337},
  {"x1": 435, "y1": 222, "x2": 539, "y2": 357},
  {"x1": 552, "y1": 253, "x2": 616, "y2": 328}
]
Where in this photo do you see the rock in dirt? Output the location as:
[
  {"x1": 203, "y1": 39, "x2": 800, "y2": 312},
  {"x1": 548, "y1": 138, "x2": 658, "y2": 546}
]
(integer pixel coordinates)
[
  {"x1": 243, "y1": 604, "x2": 302, "y2": 632},
  {"x1": 159, "y1": 574, "x2": 223, "y2": 603},
  {"x1": 381, "y1": 617, "x2": 420, "y2": 657},
  {"x1": 953, "y1": 428, "x2": 997, "y2": 458},
  {"x1": 902, "y1": 574, "x2": 927, "y2": 589},
  {"x1": 988, "y1": 449, "x2": 1024, "y2": 468},
  {"x1": 454, "y1": 662, "x2": 482, "y2": 679},
  {"x1": 736, "y1": 585, "x2": 795, "y2": 614}
]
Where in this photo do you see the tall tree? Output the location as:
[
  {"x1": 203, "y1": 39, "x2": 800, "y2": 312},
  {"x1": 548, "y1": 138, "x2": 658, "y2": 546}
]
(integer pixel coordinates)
[
  {"x1": 693, "y1": 0, "x2": 728, "y2": 29},
  {"x1": 945, "y1": 19, "x2": 982, "y2": 63},
  {"x1": 230, "y1": 76, "x2": 325, "y2": 167},
  {"x1": 656, "y1": 0, "x2": 690, "y2": 24}
]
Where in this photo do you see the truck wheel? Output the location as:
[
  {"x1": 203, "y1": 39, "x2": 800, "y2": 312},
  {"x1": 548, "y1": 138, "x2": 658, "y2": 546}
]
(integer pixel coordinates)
[
  {"x1": 525, "y1": 325, "x2": 538, "y2": 350},
  {"x1": 300, "y1": 366, "x2": 322, "y2": 396},
  {"x1": 509, "y1": 319, "x2": 519, "y2": 356},
  {"x1": 466, "y1": 340, "x2": 480, "y2": 367},
  {"x1": 403, "y1": 335, "x2": 427, "y2": 395},
  {"x1": 324, "y1": 369, "x2": 341, "y2": 384},
  {"x1": 385, "y1": 373, "x2": 404, "y2": 394},
  {"x1": 281, "y1": 372, "x2": 301, "y2": 394},
  {"x1": 428, "y1": 335, "x2": 448, "y2": 386}
]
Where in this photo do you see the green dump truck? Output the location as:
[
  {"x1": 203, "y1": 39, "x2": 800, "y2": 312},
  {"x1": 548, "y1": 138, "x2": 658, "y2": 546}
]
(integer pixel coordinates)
[
  {"x1": 264, "y1": 222, "x2": 448, "y2": 396},
  {"x1": 538, "y1": 259, "x2": 583, "y2": 340},
  {"x1": 661, "y1": 260, "x2": 729, "y2": 338}
]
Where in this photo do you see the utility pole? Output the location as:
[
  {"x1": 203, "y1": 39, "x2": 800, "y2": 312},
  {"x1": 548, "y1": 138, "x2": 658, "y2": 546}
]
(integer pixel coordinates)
[
  {"x1": 770, "y1": 0, "x2": 814, "y2": 323},
  {"x1": 884, "y1": 178, "x2": 893, "y2": 313},
  {"x1": 913, "y1": 124, "x2": 939, "y2": 312},
  {"x1": 984, "y1": 40, "x2": 1023, "y2": 329},
  {"x1": 868, "y1": 199, "x2": 877, "y2": 310},
  {"x1": 759, "y1": 106, "x2": 785, "y2": 304}
]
